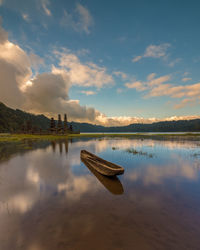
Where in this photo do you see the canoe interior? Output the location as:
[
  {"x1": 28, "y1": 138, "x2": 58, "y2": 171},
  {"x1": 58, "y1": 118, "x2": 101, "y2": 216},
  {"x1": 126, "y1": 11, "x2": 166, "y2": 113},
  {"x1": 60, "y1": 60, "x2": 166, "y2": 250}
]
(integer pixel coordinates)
[
  {"x1": 81, "y1": 150, "x2": 124, "y2": 171},
  {"x1": 80, "y1": 150, "x2": 124, "y2": 176}
]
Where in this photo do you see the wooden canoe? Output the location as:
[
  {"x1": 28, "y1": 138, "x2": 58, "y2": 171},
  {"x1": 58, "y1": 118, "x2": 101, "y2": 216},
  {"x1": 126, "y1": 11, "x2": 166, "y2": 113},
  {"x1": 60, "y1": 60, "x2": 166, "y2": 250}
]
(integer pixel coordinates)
[
  {"x1": 81, "y1": 157, "x2": 124, "y2": 194},
  {"x1": 80, "y1": 150, "x2": 124, "y2": 176}
]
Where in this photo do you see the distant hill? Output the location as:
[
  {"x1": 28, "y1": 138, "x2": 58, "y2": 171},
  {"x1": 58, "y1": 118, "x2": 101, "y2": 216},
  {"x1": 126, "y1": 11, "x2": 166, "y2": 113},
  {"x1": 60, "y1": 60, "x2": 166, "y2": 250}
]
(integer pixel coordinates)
[
  {"x1": 0, "y1": 102, "x2": 200, "y2": 132},
  {"x1": 0, "y1": 102, "x2": 50, "y2": 132},
  {"x1": 71, "y1": 120, "x2": 200, "y2": 132}
]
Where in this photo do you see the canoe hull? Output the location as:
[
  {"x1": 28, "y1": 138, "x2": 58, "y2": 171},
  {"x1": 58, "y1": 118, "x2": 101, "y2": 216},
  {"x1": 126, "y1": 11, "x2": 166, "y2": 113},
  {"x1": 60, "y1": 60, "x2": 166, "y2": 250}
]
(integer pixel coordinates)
[
  {"x1": 81, "y1": 158, "x2": 124, "y2": 194},
  {"x1": 81, "y1": 150, "x2": 124, "y2": 176}
]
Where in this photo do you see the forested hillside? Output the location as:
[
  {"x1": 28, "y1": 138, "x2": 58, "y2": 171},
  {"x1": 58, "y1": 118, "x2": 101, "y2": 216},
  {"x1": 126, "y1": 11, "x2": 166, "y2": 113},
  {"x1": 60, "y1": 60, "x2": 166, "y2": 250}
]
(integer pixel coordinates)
[
  {"x1": 0, "y1": 102, "x2": 50, "y2": 132},
  {"x1": 0, "y1": 102, "x2": 200, "y2": 132}
]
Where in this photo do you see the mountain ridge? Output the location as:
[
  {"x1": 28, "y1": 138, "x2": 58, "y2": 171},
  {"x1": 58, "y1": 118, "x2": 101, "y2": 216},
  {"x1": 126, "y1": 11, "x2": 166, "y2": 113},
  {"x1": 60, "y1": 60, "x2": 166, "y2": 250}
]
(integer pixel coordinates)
[{"x1": 0, "y1": 102, "x2": 200, "y2": 132}]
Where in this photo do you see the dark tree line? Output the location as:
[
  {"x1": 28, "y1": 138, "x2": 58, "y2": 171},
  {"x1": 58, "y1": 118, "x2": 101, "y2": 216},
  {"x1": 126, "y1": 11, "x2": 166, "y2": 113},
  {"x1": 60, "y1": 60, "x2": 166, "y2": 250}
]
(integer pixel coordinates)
[
  {"x1": 0, "y1": 102, "x2": 200, "y2": 133},
  {"x1": 0, "y1": 102, "x2": 49, "y2": 132}
]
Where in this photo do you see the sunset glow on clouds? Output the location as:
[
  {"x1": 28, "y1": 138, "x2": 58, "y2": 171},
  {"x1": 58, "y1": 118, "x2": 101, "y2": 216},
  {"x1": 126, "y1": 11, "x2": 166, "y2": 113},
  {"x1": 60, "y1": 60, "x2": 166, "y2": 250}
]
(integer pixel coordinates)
[
  {"x1": 0, "y1": 0, "x2": 200, "y2": 125},
  {"x1": 125, "y1": 73, "x2": 200, "y2": 109}
]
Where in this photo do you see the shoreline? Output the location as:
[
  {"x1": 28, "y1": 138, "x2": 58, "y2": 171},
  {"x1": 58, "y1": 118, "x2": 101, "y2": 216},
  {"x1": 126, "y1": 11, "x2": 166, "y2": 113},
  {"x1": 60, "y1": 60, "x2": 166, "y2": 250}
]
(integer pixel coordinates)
[{"x1": 1, "y1": 133, "x2": 200, "y2": 142}]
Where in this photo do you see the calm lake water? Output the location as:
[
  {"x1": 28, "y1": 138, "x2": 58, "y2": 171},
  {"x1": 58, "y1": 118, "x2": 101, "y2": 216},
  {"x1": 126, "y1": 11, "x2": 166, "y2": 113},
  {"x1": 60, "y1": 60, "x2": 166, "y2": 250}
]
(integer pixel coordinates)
[{"x1": 0, "y1": 137, "x2": 200, "y2": 250}]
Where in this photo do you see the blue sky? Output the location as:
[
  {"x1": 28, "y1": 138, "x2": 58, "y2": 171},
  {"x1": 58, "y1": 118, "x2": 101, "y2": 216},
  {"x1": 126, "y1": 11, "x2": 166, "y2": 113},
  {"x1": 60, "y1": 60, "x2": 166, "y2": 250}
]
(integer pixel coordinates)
[{"x1": 0, "y1": 0, "x2": 200, "y2": 125}]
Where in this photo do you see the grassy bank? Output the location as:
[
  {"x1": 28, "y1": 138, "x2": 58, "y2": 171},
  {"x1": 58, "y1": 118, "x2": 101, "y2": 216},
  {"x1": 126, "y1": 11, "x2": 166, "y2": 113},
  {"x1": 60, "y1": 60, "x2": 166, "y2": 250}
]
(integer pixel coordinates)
[
  {"x1": 0, "y1": 133, "x2": 200, "y2": 142},
  {"x1": 0, "y1": 133, "x2": 70, "y2": 142}
]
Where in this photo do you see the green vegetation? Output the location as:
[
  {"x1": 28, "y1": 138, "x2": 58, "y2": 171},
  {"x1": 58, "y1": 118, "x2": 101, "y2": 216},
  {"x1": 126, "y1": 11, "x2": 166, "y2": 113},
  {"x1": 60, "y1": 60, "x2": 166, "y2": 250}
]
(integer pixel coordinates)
[
  {"x1": 125, "y1": 148, "x2": 154, "y2": 158},
  {"x1": 1, "y1": 102, "x2": 200, "y2": 133},
  {"x1": 1, "y1": 133, "x2": 200, "y2": 142},
  {"x1": 191, "y1": 152, "x2": 200, "y2": 158},
  {"x1": 112, "y1": 147, "x2": 119, "y2": 150},
  {"x1": 0, "y1": 133, "x2": 69, "y2": 142},
  {"x1": 0, "y1": 102, "x2": 50, "y2": 132}
]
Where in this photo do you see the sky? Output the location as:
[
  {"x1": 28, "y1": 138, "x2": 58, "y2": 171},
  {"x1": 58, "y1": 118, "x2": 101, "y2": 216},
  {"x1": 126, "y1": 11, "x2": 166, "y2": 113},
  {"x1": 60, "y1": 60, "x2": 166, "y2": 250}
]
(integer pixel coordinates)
[{"x1": 0, "y1": 0, "x2": 200, "y2": 126}]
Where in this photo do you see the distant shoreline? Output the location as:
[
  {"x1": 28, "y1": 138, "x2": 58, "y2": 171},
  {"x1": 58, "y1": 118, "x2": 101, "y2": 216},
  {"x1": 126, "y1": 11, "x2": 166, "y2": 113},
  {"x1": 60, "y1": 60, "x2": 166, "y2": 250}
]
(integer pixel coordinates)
[{"x1": 1, "y1": 133, "x2": 200, "y2": 142}]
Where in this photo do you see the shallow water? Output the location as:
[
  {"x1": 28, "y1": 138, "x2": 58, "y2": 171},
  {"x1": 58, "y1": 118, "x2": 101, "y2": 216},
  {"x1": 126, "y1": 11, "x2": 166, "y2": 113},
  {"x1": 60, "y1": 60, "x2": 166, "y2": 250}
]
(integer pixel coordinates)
[{"x1": 0, "y1": 137, "x2": 200, "y2": 250}]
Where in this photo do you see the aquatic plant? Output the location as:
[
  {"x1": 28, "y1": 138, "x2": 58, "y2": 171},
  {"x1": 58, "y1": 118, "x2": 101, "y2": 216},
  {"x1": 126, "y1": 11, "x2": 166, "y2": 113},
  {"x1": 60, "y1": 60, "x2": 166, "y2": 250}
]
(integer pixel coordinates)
[
  {"x1": 191, "y1": 152, "x2": 200, "y2": 158},
  {"x1": 112, "y1": 147, "x2": 119, "y2": 150},
  {"x1": 125, "y1": 148, "x2": 154, "y2": 158}
]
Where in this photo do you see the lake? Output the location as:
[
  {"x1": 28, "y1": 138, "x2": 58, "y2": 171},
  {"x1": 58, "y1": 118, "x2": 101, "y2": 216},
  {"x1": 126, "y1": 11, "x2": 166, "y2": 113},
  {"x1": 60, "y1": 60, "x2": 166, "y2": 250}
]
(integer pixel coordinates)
[{"x1": 0, "y1": 137, "x2": 200, "y2": 250}]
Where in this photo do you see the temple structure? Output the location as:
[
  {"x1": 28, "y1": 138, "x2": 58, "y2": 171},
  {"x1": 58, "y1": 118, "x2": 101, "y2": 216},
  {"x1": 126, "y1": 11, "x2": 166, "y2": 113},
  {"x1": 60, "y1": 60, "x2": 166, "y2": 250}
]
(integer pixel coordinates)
[
  {"x1": 49, "y1": 114, "x2": 72, "y2": 134},
  {"x1": 50, "y1": 118, "x2": 56, "y2": 132},
  {"x1": 21, "y1": 113, "x2": 77, "y2": 134},
  {"x1": 63, "y1": 114, "x2": 68, "y2": 133},
  {"x1": 57, "y1": 114, "x2": 63, "y2": 133}
]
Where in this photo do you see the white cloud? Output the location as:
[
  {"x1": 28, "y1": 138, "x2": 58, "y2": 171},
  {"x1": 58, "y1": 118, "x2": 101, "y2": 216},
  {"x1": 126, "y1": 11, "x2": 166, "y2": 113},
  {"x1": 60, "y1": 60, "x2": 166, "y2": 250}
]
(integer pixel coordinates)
[
  {"x1": 95, "y1": 113, "x2": 200, "y2": 126},
  {"x1": 76, "y1": 3, "x2": 93, "y2": 34},
  {"x1": 132, "y1": 55, "x2": 142, "y2": 62},
  {"x1": 25, "y1": 72, "x2": 69, "y2": 113},
  {"x1": 144, "y1": 44, "x2": 170, "y2": 58},
  {"x1": 0, "y1": 21, "x2": 31, "y2": 108},
  {"x1": 24, "y1": 71, "x2": 102, "y2": 122},
  {"x1": 113, "y1": 71, "x2": 127, "y2": 80},
  {"x1": 132, "y1": 43, "x2": 170, "y2": 62},
  {"x1": 29, "y1": 53, "x2": 45, "y2": 71},
  {"x1": 54, "y1": 50, "x2": 114, "y2": 88},
  {"x1": 96, "y1": 114, "x2": 154, "y2": 126},
  {"x1": 0, "y1": 21, "x2": 100, "y2": 122},
  {"x1": 41, "y1": 0, "x2": 51, "y2": 16},
  {"x1": 61, "y1": 3, "x2": 93, "y2": 34},
  {"x1": 125, "y1": 81, "x2": 147, "y2": 91},
  {"x1": 81, "y1": 90, "x2": 96, "y2": 95},
  {"x1": 0, "y1": 21, "x2": 199, "y2": 126}
]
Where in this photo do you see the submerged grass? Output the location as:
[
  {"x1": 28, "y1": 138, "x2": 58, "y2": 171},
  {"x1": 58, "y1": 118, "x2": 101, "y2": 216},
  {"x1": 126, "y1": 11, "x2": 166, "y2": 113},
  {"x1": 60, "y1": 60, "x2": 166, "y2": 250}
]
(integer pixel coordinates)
[
  {"x1": 191, "y1": 152, "x2": 200, "y2": 158},
  {"x1": 111, "y1": 145, "x2": 154, "y2": 157},
  {"x1": 125, "y1": 148, "x2": 154, "y2": 158},
  {"x1": 112, "y1": 147, "x2": 119, "y2": 150}
]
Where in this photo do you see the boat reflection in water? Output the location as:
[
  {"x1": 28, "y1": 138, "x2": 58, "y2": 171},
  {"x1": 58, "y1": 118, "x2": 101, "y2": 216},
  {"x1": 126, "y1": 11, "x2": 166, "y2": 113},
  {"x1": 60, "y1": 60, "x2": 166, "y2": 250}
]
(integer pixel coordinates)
[{"x1": 81, "y1": 157, "x2": 124, "y2": 195}]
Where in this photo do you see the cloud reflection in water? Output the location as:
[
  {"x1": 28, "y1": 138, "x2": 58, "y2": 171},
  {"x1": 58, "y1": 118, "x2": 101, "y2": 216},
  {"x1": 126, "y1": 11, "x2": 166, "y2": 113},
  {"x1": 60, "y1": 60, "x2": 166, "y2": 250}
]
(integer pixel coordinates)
[{"x1": 0, "y1": 137, "x2": 200, "y2": 249}]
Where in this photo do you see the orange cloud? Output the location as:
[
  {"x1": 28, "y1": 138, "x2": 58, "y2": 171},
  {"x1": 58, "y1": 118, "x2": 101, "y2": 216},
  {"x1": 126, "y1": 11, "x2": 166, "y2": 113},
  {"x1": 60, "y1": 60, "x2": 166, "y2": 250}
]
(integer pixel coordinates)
[
  {"x1": 125, "y1": 72, "x2": 200, "y2": 109},
  {"x1": 182, "y1": 77, "x2": 192, "y2": 82}
]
